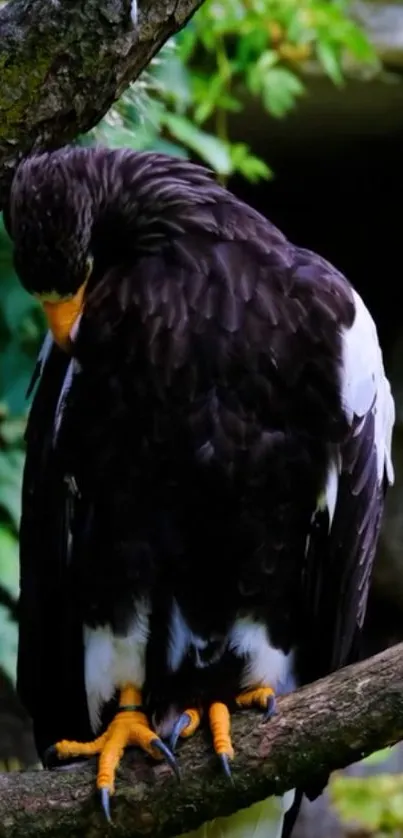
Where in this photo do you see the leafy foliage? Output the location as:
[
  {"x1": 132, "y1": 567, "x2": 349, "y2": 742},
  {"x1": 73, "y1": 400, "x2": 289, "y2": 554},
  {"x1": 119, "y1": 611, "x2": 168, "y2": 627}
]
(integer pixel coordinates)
[
  {"x1": 0, "y1": 216, "x2": 43, "y2": 683},
  {"x1": 330, "y1": 765, "x2": 403, "y2": 835},
  {"x1": 88, "y1": 0, "x2": 379, "y2": 182}
]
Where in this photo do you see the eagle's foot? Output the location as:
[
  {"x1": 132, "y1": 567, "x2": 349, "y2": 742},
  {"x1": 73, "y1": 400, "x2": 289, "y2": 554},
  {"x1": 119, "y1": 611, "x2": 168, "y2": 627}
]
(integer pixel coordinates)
[
  {"x1": 235, "y1": 686, "x2": 277, "y2": 721},
  {"x1": 46, "y1": 685, "x2": 178, "y2": 823},
  {"x1": 169, "y1": 702, "x2": 234, "y2": 779},
  {"x1": 170, "y1": 708, "x2": 202, "y2": 752},
  {"x1": 209, "y1": 702, "x2": 234, "y2": 780},
  {"x1": 169, "y1": 688, "x2": 276, "y2": 781},
  {"x1": 208, "y1": 687, "x2": 277, "y2": 779}
]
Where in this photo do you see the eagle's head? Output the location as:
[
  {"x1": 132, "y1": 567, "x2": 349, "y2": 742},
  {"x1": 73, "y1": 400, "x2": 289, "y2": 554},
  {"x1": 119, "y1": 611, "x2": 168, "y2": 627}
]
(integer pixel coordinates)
[
  {"x1": 6, "y1": 143, "x2": 221, "y2": 351},
  {"x1": 6, "y1": 148, "x2": 97, "y2": 350}
]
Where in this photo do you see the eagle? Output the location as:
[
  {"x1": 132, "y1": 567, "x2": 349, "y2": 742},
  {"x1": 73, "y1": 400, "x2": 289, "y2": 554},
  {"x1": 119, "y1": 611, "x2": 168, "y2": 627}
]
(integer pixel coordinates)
[{"x1": 5, "y1": 144, "x2": 394, "y2": 837}]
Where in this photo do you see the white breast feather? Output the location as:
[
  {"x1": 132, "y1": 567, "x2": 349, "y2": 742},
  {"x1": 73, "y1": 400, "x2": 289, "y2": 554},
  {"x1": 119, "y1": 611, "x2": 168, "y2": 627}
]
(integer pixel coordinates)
[
  {"x1": 84, "y1": 603, "x2": 150, "y2": 733},
  {"x1": 37, "y1": 329, "x2": 53, "y2": 374},
  {"x1": 168, "y1": 599, "x2": 226, "y2": 672},
  {"x1": 168, "y1": 599, "x2": 197, "y2": 672}
]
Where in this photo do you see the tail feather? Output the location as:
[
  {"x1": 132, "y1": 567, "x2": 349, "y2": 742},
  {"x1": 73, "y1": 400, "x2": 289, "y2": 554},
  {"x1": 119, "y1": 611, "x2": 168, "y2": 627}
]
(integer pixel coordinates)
[{"x1": 180, "y1": 790, "x2": 296, "y2": 838}]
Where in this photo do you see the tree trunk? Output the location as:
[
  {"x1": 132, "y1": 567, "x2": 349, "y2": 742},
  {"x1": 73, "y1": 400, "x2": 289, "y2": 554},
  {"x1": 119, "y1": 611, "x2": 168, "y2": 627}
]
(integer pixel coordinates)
[
  {"x1": 0, "y1": 642, "x2": 403, "y2": 838},
  {"x1": 0, "y1": 0, "x2": 204, "y2": 205}
]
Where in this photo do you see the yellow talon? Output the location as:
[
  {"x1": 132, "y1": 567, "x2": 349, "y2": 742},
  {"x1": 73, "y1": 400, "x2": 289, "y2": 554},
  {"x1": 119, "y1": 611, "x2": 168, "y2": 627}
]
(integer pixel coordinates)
[
  {"x1": 51, "y1": 684, "x2": 178, "y2": 801},
  {"x1": 178, "y1": 708, "x2": 201, "y2": 739},
  {"x1": 235, "y1": 686, "x2": 275, "y2": 710},
  {"x1": 209, "y1": 702, "x2": 234, "y2": 760},
  {"x1": 171, "y1": 687, "x2": 277, "y2": 781},
  {"x1": 55, "y1": 730, "x2": 108, "y2": 760},
  {"x1": 203, "y1": 685, "x2": 277, "y2": 778},
  {"x1": 169, "y1": 707, "x2": 202, "y2": 751}
]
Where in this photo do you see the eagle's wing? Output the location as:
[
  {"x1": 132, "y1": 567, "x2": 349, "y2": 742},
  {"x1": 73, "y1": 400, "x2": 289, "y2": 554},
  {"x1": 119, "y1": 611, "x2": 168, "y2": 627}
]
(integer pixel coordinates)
[
  {"x1": 17, "y1": 335, "x2": 92, "y2": 759},
  {"x1": 286, "y1": 288, "x2": 394, "y2": 832},
  {"x1": 302, "y1": 287, "x2": 394, "y2": 681}
]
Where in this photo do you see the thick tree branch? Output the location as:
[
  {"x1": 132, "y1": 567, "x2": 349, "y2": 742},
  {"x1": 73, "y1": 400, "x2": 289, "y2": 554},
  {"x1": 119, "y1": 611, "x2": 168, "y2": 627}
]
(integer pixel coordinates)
[
  {"x1": 0, "y1": 643, "x2": 403, "y2": 838},
  {"x1": 0, "y1": 0, "x2": 205, "y2": 205}
]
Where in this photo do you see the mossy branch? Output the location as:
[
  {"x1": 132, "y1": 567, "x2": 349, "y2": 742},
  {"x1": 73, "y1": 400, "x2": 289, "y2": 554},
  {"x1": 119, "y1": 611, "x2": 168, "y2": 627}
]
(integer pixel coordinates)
[
  {"x1": 0, "y1": 0, "x2": 205, "y2": 205},
  {"x1": 0, "y1": 642, "x2": 403, "y2": 837}
]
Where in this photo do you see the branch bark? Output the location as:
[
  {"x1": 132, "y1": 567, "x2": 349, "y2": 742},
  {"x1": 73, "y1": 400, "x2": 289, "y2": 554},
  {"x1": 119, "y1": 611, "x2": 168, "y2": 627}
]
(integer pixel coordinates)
[
  {"x1": 0, "y1": 642, "x2": 403, "y2": 838},
  {"x1": 0, "y1": 0, "x2": 205, "y2": 206}
]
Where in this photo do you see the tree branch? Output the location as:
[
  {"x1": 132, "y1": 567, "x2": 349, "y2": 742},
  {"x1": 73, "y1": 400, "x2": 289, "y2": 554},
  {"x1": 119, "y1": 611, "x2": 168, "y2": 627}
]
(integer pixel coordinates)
[
  {"x1": 0, "y1": 0, "x2": 205, "y2": 206},
  {"x1": 0, "y1": 643, "x2": 403, "y2": 838}
]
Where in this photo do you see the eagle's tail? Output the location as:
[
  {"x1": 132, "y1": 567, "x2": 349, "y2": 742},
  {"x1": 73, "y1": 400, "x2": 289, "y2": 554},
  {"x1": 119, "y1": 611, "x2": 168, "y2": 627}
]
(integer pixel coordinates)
[{"x1": 180, "y1": 790, "x2": 296, "y2": 838}]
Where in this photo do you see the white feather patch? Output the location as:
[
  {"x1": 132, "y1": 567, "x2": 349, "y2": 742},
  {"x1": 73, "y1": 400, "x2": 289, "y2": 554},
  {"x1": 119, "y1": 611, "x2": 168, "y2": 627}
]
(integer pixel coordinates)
[
  {"x1": 168, "y1": 605, "x2": 295, "y2": 695},
  {"x1": 130, "y1": 0, "x2": 137, "y2": 24},
  {"x1": 168, "y1": 599, "x2": 226, "y2": 672},
  {"x1": 229, "y1": 618, "x2": 295, "y2": 695},
  {"x1": 84, "y1": 603, "x2": 150, "y2": 733},
  {"x1": 316, "y1": 454, "x2": 341, "y2": 530},
  {"x1": 341, "y1": 288, "x2": 395, "y2": 483},
  {"x1": 37, "y1": 330, "x2": 54, "y2": 374}
]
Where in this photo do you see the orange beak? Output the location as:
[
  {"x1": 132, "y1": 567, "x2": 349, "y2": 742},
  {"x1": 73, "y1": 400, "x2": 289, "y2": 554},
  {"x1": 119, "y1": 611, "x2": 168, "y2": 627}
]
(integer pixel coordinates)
[{"x1": 41, "y1": 281, "x2": 87, "y2": 352}]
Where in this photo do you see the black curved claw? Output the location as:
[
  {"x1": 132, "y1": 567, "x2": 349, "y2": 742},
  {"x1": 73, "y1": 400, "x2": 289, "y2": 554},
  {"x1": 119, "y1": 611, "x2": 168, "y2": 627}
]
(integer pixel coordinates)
[
  {"x1": 152, "y1": 737, "x2": 180, "y2": 780},
  {"x1": 264, "y1": 694, "x2": 278, "y2": 722},
  {"x1": 169, "y1": 713, "x2": 191, "y2": 753},
  {"x1": 218, "y1": 753, "x2": 234, "y2": 784},
  {"x1": 101, "y1": 787, "x2": 112, "y2": 823}
]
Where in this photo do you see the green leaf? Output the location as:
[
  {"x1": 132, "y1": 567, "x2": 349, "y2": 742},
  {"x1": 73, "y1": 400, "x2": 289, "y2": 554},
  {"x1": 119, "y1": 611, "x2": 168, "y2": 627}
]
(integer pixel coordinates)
[
  {"x1": 192, "y1": 73, "x2": 227, "y2": 125},
  {"x1": 0, "y1": 525, "x2": 19, "y2": 682},
  {"x1": 162, "y1": 113, "x2": 233, "y2": 175},
  {"x1": 0, "y1": 600, "x2": 18, "y2": 684},
  {"x1": 247, "y1": 50, "x2": 279, "y2": 96},
  {"x1": 362, "y1": 748, "x2": 392, "y2": 767},
  {"x1": 316, "y1": 39, "x2": 343, "y2": 85},
  {"x1": 230, "y1": 143, "x2": 273, "y2": 182},
  {"x1": 0, "y1": 526, "x2": 19, "y2": 598},
  {"x1": 153, "y1": 48, "x2": 192, "y2": 110},
  {"x1": 83, "y1": 0, "x2": 381, "y2": 190},
  {"x1": 330, "y1": 772, "x2": 403, "y2": 832},
  {"x1": 260, "y1": 66, "x2": 305, "y2": 118},
  {"x1": 0, "y1": 449, "x2": 25, "y2": 531}
]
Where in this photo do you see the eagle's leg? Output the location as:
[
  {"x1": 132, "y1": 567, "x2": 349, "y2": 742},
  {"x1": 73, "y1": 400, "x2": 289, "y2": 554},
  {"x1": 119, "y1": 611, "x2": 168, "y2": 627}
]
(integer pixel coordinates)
[
  {"x1": 209, "y1": 702, "x2": 234, "y2": 779},
  {"x1": 209, "y1": 688, "x2": 277, "y2": 778},
  {"x1": 170, "y1": 702, "x2": 234, "y2": 777},
  {"x1": 169, "y1": 707, "x2": 202, "y2": 751},
  {"x1": 48, "y1": 685, "x2": 178, "y2": 821},
  {"x1": 235, "y1": 686, "x2": 277, "y2": 720},
  {"x1": 169, "y1": 688, "x2": 276, "y2": 778}
]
